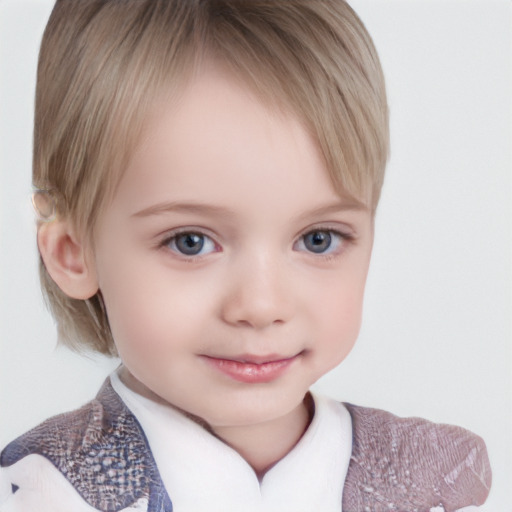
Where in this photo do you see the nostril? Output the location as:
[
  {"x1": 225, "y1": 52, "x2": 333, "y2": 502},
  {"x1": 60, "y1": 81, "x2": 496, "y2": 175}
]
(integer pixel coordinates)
[
  {"x1": 222, "y1": 298, "x2": 292, "y2": 329},
  {"x1": 220, "y1": 266, "x2": 294, "y2": 328}
]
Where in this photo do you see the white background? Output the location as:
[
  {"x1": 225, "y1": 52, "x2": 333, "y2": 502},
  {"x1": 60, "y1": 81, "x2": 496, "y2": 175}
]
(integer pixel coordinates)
[{"x1": 0, "y1": 0, "x2": 510, "y2": 509}]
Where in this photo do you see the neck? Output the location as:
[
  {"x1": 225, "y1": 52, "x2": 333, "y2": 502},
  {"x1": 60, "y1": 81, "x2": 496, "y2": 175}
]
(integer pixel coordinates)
[
  {"x1": 212, "y1": 393, "x2": 314, "y2": 478},
  {"x1": 119, "y1": 368, "x2": 314, "y2": 478}
]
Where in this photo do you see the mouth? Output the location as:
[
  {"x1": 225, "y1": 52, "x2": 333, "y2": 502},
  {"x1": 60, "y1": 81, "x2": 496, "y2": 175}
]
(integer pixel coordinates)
[{"x1": 200, "y1": 353, "x2": 302, "y2": 384}]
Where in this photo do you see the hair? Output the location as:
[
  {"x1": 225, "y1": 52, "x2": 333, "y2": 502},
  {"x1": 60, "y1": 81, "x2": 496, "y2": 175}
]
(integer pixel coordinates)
[{"x1": 34, "y1": 0, "x2": 389, "y2": 355}]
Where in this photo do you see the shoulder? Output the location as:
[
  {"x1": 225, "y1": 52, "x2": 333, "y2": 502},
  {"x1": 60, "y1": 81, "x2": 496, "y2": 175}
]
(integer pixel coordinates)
[
  {"x1": 1, "y1": 379, "x2": 131, "y2": 469},
  {"x1": 342, "y1": 403, "x2": 492, "y2": 512},
  {"x1": 2, "y1": 393, "x2": 105, "y2": 468},
  {"x1": 0, "y1": 379, "x2": 171, "y2": 511}
]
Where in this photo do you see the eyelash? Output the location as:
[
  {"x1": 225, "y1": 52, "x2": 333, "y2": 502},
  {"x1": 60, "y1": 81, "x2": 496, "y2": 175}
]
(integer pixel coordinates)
[
  {"x1": 293, "y1": 228, "x2": 353, "y2": 259},
  {"x1": 158, "y1": 226, "x2": 354, "y2": 260},
  {"x1": 159, "y1": 229, "x2": 221, "y2": 260}
]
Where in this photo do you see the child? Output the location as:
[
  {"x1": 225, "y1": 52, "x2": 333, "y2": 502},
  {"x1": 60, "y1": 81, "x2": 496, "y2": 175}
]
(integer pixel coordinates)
[{"x1": 0, "y1": 0, "x2": 492, "y2": 511}]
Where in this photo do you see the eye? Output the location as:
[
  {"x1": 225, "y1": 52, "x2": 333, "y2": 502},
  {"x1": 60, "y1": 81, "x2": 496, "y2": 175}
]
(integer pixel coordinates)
[
  {"x1": 295, "y1": 229, "x2": 345, "y2": 255},
  {"x1": 164, "y1": 231, "x2": 218, "y2": 257}
]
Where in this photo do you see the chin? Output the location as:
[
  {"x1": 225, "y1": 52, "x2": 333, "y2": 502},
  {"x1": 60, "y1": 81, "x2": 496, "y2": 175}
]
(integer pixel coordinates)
[{"x1": 203, "y1": 387, "x2": 308, "y2": 429}]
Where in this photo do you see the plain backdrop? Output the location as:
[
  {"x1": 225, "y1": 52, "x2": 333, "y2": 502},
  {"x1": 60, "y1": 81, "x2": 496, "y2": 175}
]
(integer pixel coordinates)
[{"x1": 0, "y1": 0, "x2": 510, "y2": 509}]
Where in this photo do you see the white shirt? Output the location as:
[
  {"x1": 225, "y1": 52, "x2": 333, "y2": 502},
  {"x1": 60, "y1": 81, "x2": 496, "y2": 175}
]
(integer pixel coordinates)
[{"x1": 110, "y1": 371, "x2": 352, "y2": 512}]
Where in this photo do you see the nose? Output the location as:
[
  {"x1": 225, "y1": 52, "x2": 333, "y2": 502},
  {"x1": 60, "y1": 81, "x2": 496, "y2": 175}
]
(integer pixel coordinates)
[{"x1": 220, "y1": 252, "x2": 293, "y2": 329}]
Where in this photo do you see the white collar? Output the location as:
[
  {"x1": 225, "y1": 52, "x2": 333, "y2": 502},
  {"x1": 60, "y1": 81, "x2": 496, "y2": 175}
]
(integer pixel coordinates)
[{"x1": 110, "y1": 370, "x2": 352, "y2": 512}]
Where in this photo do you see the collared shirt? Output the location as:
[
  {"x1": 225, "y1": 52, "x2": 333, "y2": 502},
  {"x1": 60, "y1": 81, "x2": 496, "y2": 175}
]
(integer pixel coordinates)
[{"x1": 110, "y1": 371, "x2": 353, "y2": 512}]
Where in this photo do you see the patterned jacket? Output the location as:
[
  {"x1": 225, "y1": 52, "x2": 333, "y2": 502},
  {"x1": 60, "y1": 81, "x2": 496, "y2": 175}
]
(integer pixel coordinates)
[{"x1": 0, "y1": 379, "x2": 491, "y2": 512}]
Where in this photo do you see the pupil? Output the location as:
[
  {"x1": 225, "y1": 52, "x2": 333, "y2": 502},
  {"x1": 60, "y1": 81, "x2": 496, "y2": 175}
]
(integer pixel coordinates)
[
  {"x1": 176, "y1": 233, "x2": 204, "y2": 255},
  {"x1": 305, "y1": 231, "x2": 331, "y2": 253}
]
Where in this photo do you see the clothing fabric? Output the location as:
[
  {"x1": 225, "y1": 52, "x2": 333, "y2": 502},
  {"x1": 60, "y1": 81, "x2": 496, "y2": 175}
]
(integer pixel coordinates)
[
  {"x1": 0, "y1": 377, "x2": 491, "y2": 511},
  {"x1": 109, "y1": 372, "x2": 353, "y2": 512}
]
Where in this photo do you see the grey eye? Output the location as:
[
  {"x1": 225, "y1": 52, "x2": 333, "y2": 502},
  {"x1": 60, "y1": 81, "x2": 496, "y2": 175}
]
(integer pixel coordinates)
[
  {"x1": 294, "y1": 229, "x2": 345, "y2": 256},
  {"x1": 165, "y1": 232, "x2": 217, "y2": 257},
  {"x1": 174, "y1": 233, "x2": 205, "y2": 255},
  {"x1": 302, "y1": 230, "x2": 333, "y2": 253}
]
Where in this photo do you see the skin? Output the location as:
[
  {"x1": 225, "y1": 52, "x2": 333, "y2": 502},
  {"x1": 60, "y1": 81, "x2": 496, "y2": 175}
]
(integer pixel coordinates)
[{"x1": 43, "y1": 64, "x2": 375, "y2": 476}]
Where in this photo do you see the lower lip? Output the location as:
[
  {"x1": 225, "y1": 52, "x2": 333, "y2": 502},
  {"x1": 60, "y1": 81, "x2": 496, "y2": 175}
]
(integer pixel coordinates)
[{"x1": 202, "y1": 356, "x2": 297, "y2": 384}]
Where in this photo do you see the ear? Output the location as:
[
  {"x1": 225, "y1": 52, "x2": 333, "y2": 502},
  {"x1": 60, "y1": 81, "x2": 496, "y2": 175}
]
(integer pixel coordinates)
[{"x1": 37, "y1": 219, "x2": 99, "y2": 300}]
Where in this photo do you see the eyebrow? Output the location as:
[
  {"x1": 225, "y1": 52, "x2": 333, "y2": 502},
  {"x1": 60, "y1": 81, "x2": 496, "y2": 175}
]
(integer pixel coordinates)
[
  {"x1": 131, "y1": 201, "x2": 235, "y2": 218},
  {"x1": 298, "y1": 201, "x2": 368, "y2": 219},
  {"x1": 131, "y1": 199, "x2": 367, "y2": 220}
]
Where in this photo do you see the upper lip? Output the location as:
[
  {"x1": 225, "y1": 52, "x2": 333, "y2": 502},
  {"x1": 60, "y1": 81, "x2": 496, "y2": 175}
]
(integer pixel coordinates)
[{"x1": 203, "y1": 353, "x2": 300, "y2": 365}]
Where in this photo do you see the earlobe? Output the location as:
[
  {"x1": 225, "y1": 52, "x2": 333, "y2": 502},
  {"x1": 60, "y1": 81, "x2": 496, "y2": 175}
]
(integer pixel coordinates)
[{"x1": 37, "y1": 220, "x2": 99, "y2": 300}]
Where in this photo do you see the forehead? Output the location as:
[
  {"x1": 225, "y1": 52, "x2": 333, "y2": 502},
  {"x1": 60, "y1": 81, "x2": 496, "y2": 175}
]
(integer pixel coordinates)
[
  {"x1": 115, "y1": 67, "x2": 330, "y2": 203},
  {"x1": 111, "y1": 64, "x2": 367, "y2": 217}
]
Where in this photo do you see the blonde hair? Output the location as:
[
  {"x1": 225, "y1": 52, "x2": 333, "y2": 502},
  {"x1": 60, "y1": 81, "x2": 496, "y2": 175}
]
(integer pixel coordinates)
[{"x1": 35, "y1": 0, "x2": 389, "y2": 355}]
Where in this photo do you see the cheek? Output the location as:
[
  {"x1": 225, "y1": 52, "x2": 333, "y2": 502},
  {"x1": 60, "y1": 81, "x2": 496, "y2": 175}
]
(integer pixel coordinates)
[
  {"x1": 97, "y1": 262, "x2": 172, "y2": 359},
  {"x1": 105, "y1": 294, "x2": 159, "y2": 359},
  {"x1": 314, "y1": 267, "x2": 368, "y2": 354},
  {"x1": 99, "y1": 261, "x2": 216, "y2": 360},
  {"x1": 324, "y1": 292, "x2": 363, "y2": 343}
]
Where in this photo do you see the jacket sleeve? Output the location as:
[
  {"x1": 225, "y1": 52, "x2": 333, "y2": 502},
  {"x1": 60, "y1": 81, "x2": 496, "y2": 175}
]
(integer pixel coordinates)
[
  {"x1": 343, "y1": 403, "x2": 492, "y2": 512},
  {"x1": 0, "y1": 380, "x2": 171, "y2": 512}
]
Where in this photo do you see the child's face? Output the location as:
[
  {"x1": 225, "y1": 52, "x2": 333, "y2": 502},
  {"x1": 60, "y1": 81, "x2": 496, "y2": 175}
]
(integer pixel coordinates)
[{"x1": 90, "y1": 65, "x2": 374, "y2": 429}]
